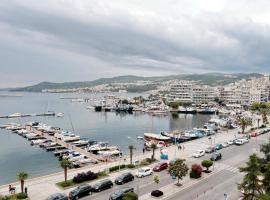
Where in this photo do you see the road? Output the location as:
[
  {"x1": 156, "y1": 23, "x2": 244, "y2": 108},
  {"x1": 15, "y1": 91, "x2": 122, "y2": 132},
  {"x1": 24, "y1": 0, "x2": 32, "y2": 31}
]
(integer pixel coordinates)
[{"x1": 80, "y1": 132, "x2": 269, "y2": 200}]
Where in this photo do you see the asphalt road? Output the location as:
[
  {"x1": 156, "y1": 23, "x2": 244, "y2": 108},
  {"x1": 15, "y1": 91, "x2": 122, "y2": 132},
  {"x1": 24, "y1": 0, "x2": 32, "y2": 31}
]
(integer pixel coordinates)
[{"x1": 80, "y1": 132, "x2": 270, "y2": 200}]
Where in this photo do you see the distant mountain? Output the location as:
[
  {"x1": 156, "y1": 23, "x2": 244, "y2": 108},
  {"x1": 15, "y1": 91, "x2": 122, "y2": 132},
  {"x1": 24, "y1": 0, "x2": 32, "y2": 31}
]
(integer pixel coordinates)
[{"x1": 11, "y1": 73, "x2": 263, "y2": 92}]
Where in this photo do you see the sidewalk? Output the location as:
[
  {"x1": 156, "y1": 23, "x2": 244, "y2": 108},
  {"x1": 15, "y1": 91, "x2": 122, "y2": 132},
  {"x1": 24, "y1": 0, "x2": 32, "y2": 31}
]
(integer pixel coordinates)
[{"x1": 0, "y1": 127, "x2": 245, "y2": 199}]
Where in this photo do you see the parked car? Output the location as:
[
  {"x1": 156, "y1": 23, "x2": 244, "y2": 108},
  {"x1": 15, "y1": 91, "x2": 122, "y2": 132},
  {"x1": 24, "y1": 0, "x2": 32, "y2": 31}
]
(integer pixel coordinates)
[
  {"x1": 205, "y1": 146, "x2": 216, "y2": 153},
  {"x1": 222, "y1": 142, "x2": 229, "y2": 148},
  {"x1": 136, "y1": 167, "x2": 153, "y2": 178},
  {"x1": 114, "y1": 172, "x2": 134, "y2": 185},
  {"x1": 210, "y1": 152, "x2": 222, "y2": 161},
  {"x1": 109, "y1": 187, "x2": 134, "y2": 200},
  {"x1": 92, "y1": 179, "x2": 113, "y2": 192},
  {"x1": 227, "y1": 140, "x2": 234, "y2": 145},
  {"x1": 215, "y1": 144, "x2": 223, "y2": 150},
  {"x1": 46, "y1": 193, "x2": 68, "y2": 200},
  {"x1": 235, "y1": 139, "x2": 245, "y2": 145},
  {"x1": 250, "y1": 132, "x2": 257, "y2": 137},
  {"x1": 153, "y1": 162, "x2": 168, "y2": 172},
  {"x1": 192, "y1": 150, "x2": 205, "y2": 158},
  {"x1": 69, "y1": 184, "x2": 92, "y2": 200}
]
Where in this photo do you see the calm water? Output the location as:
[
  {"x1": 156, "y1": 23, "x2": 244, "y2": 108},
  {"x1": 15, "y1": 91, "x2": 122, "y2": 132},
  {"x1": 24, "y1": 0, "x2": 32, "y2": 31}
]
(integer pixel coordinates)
[{"x1": 0, "y1": 92, "x2": 211, "y2": 184}]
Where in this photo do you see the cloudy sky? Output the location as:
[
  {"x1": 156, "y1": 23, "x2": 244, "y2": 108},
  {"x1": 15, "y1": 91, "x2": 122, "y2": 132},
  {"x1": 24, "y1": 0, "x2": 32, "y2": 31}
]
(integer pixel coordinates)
[{"x1": 0, "y1": 0, "x2": 270, "y2": 87}]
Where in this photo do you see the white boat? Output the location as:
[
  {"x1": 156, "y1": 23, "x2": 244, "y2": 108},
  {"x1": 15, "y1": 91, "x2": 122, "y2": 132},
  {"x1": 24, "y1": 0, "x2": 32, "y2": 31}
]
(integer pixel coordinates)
[
  {"x1": 25, "y1": 133, "x2": 38, "y2": 139},
  {"x1": 72, "y1": 140, "x2": 88, "y2": 146},
  {"x1": 144, "y1": 133, "x2": 171, "y2": 142},
  {"x1": 56, "y1": 113, "x2": 64, "y2": 117},
  {"x1": 98, "y1": 149, "x2": 121, "y2": 156},
  {"x1": 31, "y1": 139, "x2": 46, "y2": 145},
  {"x1": 9, "y1": 113, "x2": 22, "y2": 118},
  {"x1": 69, "y1": 155, "x2": 85, "y2": 162},
  {"x1": 62, "y1": 134, "x2": 80, "y2": 142}
]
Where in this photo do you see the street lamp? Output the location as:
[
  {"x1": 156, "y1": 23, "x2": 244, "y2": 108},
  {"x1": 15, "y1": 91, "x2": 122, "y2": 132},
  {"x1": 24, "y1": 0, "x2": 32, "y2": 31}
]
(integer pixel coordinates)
[{"x1": 127, "y1": 136, "x2": 142, "y2": 198}]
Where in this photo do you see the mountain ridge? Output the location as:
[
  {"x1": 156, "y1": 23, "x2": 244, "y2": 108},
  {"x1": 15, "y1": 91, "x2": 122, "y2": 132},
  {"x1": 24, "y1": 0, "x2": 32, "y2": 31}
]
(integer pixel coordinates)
[{"x1": 10, "y1": 73, "x2": 263, "y2": 92}]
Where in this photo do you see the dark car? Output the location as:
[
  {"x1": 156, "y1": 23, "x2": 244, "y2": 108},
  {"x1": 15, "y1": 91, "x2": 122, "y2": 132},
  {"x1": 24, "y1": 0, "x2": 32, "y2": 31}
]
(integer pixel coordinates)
[
  {"x1": 215, "y1": 144, "x2": 223, "y2": 150},
  {"x1": 115, "y1": 172, "x2": 134, "y2": 185},
  {"x1": 92, "y1": 179, "x2": 113, "y2": 192},
  {"x1": 46, "y1": 193, "x2": 68, "y2": 200},
  {"x1": 69, "y1": 184, "x2": 92, "y2": 200},
  {"x1": 153, "y1": 162, "x2": 168, "y2": 172},
  {"x1": 109, "y1": 187, "x2": 134, "y2": 200},
  {"x1": 210, "y1": 153, "x2": 222, "y2": 161}
]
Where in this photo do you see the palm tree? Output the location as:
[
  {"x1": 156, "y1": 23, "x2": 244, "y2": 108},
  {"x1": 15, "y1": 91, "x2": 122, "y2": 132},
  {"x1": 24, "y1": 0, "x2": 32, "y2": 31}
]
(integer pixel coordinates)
[
  {"x1": 150, "y1": 143, "x2": 158, "y2": 160},
  {"x1": 257, "y1": 118, "x2": 261, "y2": 129},
  {"x1": 237, "y1": 117, "x2": 252, "y2": 134},
  {"x1": 128, "y1": 145, "x2": 134, "y2": 165},
  {"x1": 17, "y1": 172, "x2": 29, "y2": 193},
  {"x1": 60, "y1": 159, "x2": 72, "y2": 183}
]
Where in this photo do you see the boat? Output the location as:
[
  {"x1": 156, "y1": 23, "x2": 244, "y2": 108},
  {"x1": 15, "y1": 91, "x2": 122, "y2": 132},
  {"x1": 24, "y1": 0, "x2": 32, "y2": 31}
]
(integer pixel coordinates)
[
  {"x1": 144, "y1": 133, "x2": 171, "y2": 146},
  {"x1": 56, "y1": 112, "x2": 64, "y2": 117},
  {"x1": 178, "y1": 107, "x2": 197, "y2": 114},
  {"x1": 72, "y1": 140, "x2": 89, "y2": 147},
  {"x1": 197, "y1": 107, "x2": 216, "y2": 114},
  {"x1": 61, "y1": 134, "x2": 80, "y2": 142},
  {"x1": 31, "y1": 139, "x2": 46, "y2": 145},
  {"x1": 94, "y1": 106, "x2": 102, "y2": 112},
  {"x1": 8, "y1": 113, "x2": 22, "y2": 118},
  {"x1": 114, "y1": 104, "x2": 133, "y2": 113}
]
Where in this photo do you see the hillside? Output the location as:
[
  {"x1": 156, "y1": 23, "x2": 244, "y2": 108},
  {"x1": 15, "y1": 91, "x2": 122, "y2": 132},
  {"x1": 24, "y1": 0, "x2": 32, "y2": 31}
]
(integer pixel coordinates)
[{"x1": 11, "y1": 73, "x2": 263, "y2": 92}]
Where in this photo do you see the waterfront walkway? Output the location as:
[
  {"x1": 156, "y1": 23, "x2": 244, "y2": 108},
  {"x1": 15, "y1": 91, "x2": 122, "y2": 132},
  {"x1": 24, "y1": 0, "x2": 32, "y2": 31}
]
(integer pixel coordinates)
[{"x1": 0, "y1": 126, "x2": 262, "y2": 199}]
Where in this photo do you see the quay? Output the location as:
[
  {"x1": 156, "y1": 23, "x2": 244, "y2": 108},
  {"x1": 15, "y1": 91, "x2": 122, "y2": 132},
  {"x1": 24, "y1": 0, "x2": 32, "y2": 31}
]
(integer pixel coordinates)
[
  {"x1": 0, "y1": 112, "x2": 56, "y2": 119},
  {"x1": 25, "y1": 125, "x2": 104, "y2": 162}
]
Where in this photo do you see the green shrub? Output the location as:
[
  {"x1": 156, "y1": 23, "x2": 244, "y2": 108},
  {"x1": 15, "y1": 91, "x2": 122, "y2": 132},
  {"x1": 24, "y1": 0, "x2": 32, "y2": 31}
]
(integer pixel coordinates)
[
  {"x1": 57, "y1": 179, "x2": 74, "y2": 187},
  {"x1": 16, "y1": 193, "x2": 28, "y2": 199},
  {"x1": 0, "y1": 195, "x2": 10, "y2": 200},
  {"x1": 97, "y1": 170, "x2": 108, "y2": 178},
  {"x1": 109, "y1": 164, "x2": 126, "y2": 172},
  {"x1": 127, "y1": 164, "x2": 135, "y2": 168},
  {"x1": 123, "y1": 192, "x2": 138, "y2": 200}
]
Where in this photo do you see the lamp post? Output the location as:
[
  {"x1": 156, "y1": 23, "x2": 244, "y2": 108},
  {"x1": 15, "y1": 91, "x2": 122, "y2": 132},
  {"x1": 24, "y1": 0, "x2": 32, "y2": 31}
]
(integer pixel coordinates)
[{"x1": 127, "y1": 136, "x2": 142, "y2": 197}]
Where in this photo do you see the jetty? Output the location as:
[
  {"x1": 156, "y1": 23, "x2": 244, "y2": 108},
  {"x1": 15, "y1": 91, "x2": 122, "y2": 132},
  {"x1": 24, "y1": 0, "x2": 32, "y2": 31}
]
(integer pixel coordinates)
[{"x1": 25, "y1": 125, "x2": 104, "y2": 162}]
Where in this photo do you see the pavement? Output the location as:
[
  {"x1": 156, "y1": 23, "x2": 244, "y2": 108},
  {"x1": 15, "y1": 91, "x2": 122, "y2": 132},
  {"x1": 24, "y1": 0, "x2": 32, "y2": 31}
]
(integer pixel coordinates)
[{"x1": 0, "y1": 125, "x2": 269, "y2": 200}]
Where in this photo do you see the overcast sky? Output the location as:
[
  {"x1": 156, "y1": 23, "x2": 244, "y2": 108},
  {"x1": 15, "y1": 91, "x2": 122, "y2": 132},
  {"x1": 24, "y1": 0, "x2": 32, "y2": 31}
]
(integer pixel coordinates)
[{"x1": 0, "y1": 0, "x2": 270, "y2": 87}]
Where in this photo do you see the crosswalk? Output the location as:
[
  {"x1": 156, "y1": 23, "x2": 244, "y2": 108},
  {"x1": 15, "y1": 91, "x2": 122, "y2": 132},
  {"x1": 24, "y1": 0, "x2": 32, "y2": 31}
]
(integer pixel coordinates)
[{"x1": 219, "y1": 163, "x2": 242, "y2": 174}]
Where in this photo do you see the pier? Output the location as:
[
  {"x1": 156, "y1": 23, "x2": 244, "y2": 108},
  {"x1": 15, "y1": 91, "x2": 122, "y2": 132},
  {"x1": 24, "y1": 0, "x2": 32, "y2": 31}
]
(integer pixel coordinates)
[{"x1": 25, "y1": 125, "x2": 104, "y2": 162}]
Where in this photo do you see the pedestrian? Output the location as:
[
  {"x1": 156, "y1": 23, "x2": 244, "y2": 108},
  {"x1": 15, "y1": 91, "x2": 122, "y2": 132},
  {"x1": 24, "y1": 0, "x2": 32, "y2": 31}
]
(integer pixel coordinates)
[
  {"x1": 143, "y1": 148, "x2": 145, "y2": 154},
  {"x1": 182, "y1": 145, "x2": 185, "y2": 150},
  {"x1": 179, "y1": 145, "x2": 182, "y2": 150}
]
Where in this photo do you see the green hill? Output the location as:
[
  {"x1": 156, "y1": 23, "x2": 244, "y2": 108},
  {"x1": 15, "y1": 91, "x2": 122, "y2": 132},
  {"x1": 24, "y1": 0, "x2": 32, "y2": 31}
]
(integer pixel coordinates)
[{"x1": 11, "y1": 73, "x2": 263, "y2": 92}]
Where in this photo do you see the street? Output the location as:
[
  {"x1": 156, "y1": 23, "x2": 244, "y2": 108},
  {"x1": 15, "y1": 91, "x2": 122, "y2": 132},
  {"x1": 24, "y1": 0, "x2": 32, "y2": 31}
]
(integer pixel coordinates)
[{"x1": 79, "y1": 132, "x2": 269, "y2": 200}]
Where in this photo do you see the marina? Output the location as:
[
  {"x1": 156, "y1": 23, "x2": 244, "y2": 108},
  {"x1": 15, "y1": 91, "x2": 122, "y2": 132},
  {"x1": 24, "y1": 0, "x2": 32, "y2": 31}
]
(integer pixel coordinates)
[{"x1": 0, "y1": 92, "x2": 213, "y2": 184}]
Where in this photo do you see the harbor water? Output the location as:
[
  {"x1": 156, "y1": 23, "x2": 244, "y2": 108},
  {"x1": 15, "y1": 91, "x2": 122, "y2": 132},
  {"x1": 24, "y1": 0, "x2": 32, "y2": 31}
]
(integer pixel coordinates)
[{"x1": 0, "y1": 92, "x2": 211, "y2": 184}]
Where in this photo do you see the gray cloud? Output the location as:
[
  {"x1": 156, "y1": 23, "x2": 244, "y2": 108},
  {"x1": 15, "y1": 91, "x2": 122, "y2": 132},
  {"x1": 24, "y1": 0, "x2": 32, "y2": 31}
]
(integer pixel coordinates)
[{"x1": 0, "y1": 0, "x2": 270, "y2": 87}]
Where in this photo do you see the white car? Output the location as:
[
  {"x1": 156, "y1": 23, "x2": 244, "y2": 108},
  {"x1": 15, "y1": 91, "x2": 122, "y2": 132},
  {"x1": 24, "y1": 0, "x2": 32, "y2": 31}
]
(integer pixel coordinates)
[
  {"x1": 192, "y1": 150, "x2": 205, "y2": 158},
  {"x1": 222, "y1": 142, "x2": 229, "y2": 148},
  {"x1": 135, "y1": 167, "x2": 153, "y2": 178},
  {"x1": 227, "y1": 140, "x2": 234, "y2": 145}
]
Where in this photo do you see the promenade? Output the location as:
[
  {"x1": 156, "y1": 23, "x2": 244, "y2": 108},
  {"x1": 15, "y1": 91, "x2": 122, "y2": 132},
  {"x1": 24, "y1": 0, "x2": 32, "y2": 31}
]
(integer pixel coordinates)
[{"x1": 0, "y1": 126, "x2": 266, "y2": 200}]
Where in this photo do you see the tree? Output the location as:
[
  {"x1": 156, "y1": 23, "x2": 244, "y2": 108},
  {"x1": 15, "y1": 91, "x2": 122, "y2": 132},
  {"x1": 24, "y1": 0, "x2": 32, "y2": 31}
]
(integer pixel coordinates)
[
  {"x1": 60, "y1": 159, "x2": 72, "y2": 183},
  {"x1": 153, "y1": 175, "x2": 160, "y2": 190},
  {"x1": 238, "y1": 154, "x2": 263, "y2": 200},
  {"x1": 17, "y1": 172, "x2": 29, "y2": 193},
  {"x1": 150, "y1": 143, "x2": 157, "y2": 160},
  {"x1": 123, "y1": 192, "x2": 138, "y2": 200},
  {"x1": 262, "y1": 162, "x2": 270, "y2": 195},
  {"x1": 260, "y1": 139, "x2": 270, "y2": 163},
  {"x1": 128, "y1": 145, "x2": 134, "y2": 165},
  {"x1": 261, "y1": 109, "x2": 269, "y2": 125},
  {"x1": 201, "y1": 160, "x2": 213, "y2": 172},
  {"x1": 257, "y1": 118, "x2": 261, "y2": 129},
  {"x1": 168, "y1": 159, "x2": 189, "y2": 186},
  {"x1": 237, "y1": 117, "x2": 253, "y2": 134},
  {"x1": 190, "y1": 164, "x2": 203, "y2": 179}
]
